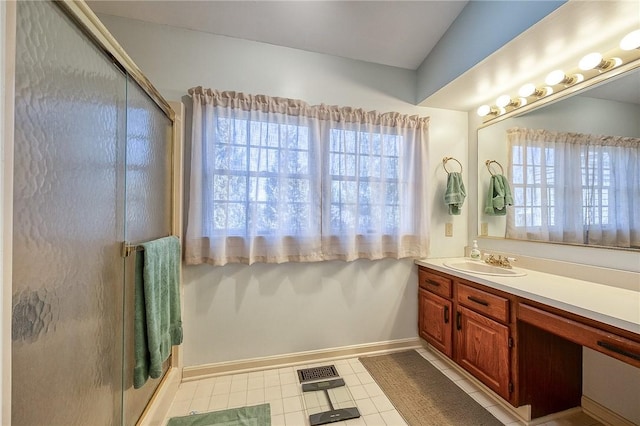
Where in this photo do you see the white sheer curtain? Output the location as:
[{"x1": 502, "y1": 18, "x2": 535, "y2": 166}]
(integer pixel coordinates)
[
  {"x1": 507, "y1": 127, "x2": 640, "y2": 248},
  {"x1": 185, "y1": 87, "x2": 430, "y2": 265}
]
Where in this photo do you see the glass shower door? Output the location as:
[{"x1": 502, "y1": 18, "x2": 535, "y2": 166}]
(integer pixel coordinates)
[
  {"x1": 122, "y1": 76, "x2": 174, "y2": 426},
  {"x1": 12, "y1": 1, "x2": 127, "y2": 424}
]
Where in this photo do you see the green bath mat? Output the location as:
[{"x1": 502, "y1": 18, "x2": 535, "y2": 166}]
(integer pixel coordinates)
[{"x1": 167, "y1": 404, "x2": 270, "y2": 426}]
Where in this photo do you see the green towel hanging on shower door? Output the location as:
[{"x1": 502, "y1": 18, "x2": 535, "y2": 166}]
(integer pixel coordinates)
[{"x1": 134, "y1": 236, "x2": 183, "y2": 389}]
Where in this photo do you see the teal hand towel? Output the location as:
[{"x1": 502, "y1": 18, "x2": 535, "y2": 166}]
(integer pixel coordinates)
[
  {"x1": 134, "y1": 236, "x2": 183, "y2": 389},
  {"x1": 444, "y1": 172, "x2": 466, "y2": 215},
  {"x1": 484, "y1": 174, "x2": 513, "y2": 216}
]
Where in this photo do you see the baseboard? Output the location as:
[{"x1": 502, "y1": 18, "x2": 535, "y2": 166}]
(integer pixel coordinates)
[
  {"x1": 524, "y1": 407, "x2": 583, "y2": 426},
  {"x1": 137, "y1": 367, "x2": 182, "y2": 426},
  {"x1": 582, "y1": 395, "x2": 636, "y2": 426},
  {"x1": 182, "y1": 337, "x2": 421, "y2": 381}
]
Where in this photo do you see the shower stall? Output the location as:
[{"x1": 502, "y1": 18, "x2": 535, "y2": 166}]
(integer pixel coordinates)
[{"x1": 10, "y1": 1, "x2": 179, "y2": 424}]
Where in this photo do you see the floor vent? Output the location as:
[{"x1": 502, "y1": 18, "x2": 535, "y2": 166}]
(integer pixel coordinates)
[{"x1": 297, "y1": 365, "x2": 339, "y2": 383}]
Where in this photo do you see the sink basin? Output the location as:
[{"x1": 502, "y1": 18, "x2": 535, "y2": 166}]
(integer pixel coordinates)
[{"x1": 443, "y1": 260, "x2": 527, "y2": 277}]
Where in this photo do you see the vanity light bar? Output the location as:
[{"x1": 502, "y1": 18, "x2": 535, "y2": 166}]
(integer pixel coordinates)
[{"x1": 477, "y1": 29, "x2": 640, "y2": 120}]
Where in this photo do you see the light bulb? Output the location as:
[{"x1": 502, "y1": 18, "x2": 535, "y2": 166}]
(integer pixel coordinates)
[
  {"x1": 518, "y1": 83, "x2": 536, "y2": 97},
  {"x1": 518, "y1": 84, "x2": 551, "y2": 98},
  {"x1": 518, "y1": 83, "x2": 553, "y2": 97},
  {"x1": 477, "y1": 105, "x2": 492, "y2": 117},
  {"x1": 579, "y1": 52, "x2": 616, "y2": 71},
  {"x1": 545, "y1": 69, "x2": 567, "y2": 85},
  {"x1": 496, "y1": 95, "x2": 512, "y2": 108},
  {"x1": 579, "y1": 52, "x2": 603, "y2": 70},
  {"x1": 545, "y1": 70, "x2": 582, "y2": 86},
  {"x1": 620, "y1": 29, "x2": 640, "y2": 50}
]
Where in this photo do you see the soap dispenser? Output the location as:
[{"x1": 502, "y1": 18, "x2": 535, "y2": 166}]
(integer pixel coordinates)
[{"x1": 470, "y1": 240, "x2": 481, "y2": 260}]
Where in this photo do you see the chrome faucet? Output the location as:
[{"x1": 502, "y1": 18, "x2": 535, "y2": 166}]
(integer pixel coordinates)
[{"x1": 484, "y1": 254, "x2": 515, "y2": 269}]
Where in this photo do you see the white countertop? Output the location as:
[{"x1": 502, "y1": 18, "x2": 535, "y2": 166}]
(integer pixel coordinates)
[{"x1": 415, "y1": 257, "x2": 640, "y2": 335}]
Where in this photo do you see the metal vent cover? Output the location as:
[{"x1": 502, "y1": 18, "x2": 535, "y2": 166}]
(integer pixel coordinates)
[{"x1": 297, "y1": 365, "x2": 339, "y2": 383}]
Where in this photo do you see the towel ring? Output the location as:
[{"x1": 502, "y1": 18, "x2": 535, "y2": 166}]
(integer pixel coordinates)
[
  {"x1": 443, "y1": 157, "x2": 463, "y2": 174},
  {"x1": 485, "y1": 160, "x2": 504, "y2": 176}
]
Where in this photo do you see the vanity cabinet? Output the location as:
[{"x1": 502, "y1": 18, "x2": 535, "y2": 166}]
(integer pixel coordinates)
[
  {"x1": 418, "y1": 267, "x2": 515, "y2": 401},
  {"x1": 418, "y1": 262, "x2": 640, "y2": 420}
]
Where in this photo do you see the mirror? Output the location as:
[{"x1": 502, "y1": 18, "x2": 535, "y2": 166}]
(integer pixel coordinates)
[{"x1": 477, "y1": 67, "x2": 640, "y2": 250}]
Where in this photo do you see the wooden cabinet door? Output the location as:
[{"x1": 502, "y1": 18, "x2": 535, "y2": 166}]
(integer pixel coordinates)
[
  {"x1": 419, "y1": 289, "x2": 453, "y2": 358},
  {"x1": 456, "y1": 306, "x2": 511, "y2": 399}
]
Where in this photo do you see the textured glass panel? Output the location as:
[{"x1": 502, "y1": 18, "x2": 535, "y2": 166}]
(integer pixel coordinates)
[
  {"x1": 123, "y1": 80, "x2": 172, "y2": 242},
  {"x1": 123, "y1": 77, "x2": 173, "y2": 426},
  {"x1": 12, "y1": 2, "x2": 126, "y2": 425}
]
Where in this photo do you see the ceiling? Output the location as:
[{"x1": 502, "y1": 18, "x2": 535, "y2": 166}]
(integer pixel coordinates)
[{"x1": 87, "y1": 0, "x2": 468, "y2": 71}]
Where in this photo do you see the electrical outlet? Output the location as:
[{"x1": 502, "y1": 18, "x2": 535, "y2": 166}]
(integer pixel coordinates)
[
  {"x1": 481, "y1": 222, "x2": 488, "y2": 236},
  {"x1": 445, "y1": 222, "x2": 453, "y2": 237}
]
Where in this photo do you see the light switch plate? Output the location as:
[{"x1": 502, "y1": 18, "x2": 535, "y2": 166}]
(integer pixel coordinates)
[
  {"x1": 445, "y1": 222, "x2": 453, "y2": 237},
  {"x1": 481, "y1": 222, "x2": 488, "y2": 236}
]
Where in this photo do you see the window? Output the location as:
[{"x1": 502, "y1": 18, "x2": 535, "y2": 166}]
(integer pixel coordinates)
[
  {"x1": 327, "y1": 128, "x2": 401, "y2": 235},
  {"x1": 185, "y1": 88, "x2": 429, "y2": 265},
  {"x1": 209, "y1": 118, "x2": 315, "y2": 237}
]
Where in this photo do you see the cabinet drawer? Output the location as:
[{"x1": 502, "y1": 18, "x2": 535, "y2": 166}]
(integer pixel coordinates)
[
  {"x1": 418, "y1": 269, "x2": 452, "y2": 298},
  {"x1": 457, "y1": 284, "x2": 509, "y2": 323},
  {"x1": 519, "y1": 303, "x2": 640, "y2": 369}
]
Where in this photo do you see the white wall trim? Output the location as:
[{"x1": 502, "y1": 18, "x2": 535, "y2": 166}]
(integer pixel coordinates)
[
  {"x1": 582, "y1": 395, "x2": 636, "y2": 426},
  {"x1": 136, "y1": 367, "x2": 181, "y2": 426},
  {"x1": 182, "y1": 338, "x2": 421, "y2": 381}
]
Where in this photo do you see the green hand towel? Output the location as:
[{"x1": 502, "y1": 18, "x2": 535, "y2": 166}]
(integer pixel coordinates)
[
  {"x1": 444, "y1": 172, "x2": 466, "y2": 215},
  {"x1": 134, "y1": 236, "x2": 183, "y2": 389},
  {"x1": 484, "y1": 174, "x2": 513, "y2": 216}
]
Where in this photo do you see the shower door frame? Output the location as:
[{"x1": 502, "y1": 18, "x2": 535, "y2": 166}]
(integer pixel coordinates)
[
  {"x1": 1, "y1": 1, "x2": 184, "y2": 424},
  {"x1": 1, "y1": 1, "x2": 16, "y2": 424}
]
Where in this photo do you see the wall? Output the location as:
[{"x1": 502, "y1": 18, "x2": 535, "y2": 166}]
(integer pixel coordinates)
[{"x1": 98, "y1": 15, "x2": 468, "y2": 366}]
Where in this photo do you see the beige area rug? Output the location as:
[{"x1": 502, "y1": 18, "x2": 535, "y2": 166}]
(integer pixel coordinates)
[{"x1": 359, "y1": 350, "x2": 504, "y2": 426}]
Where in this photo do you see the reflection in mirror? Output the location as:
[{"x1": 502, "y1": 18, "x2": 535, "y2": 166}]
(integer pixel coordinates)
[{"x1": 478, "y1": 68, "x2": 640, "y2": 250}]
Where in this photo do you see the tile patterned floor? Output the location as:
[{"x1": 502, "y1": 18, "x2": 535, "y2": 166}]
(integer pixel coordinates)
[{"x1": 163, "y1": 347, "x2": 602, "y2": 426}]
